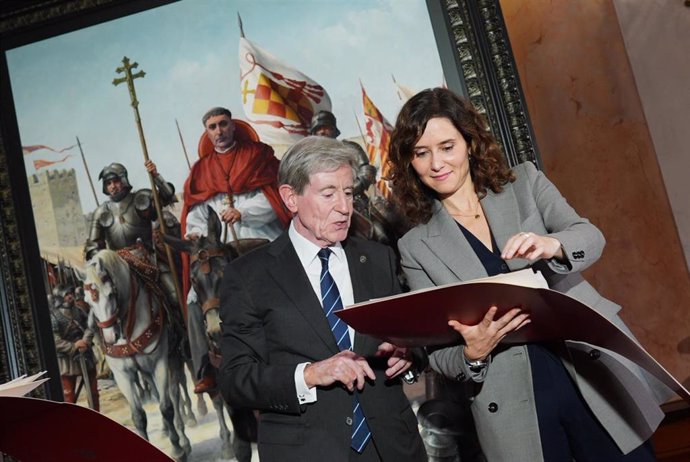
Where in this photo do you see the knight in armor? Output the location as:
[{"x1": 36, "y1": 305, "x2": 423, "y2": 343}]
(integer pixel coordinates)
[
  {"x1": 84, "y1": 161, "x2": 182, "y2": 320},
  {"x1": 310, "y1": 110, "x2": 403, "y2": 245},
  {"x1": 50, "y1": 285, "x2": 100, "y2": 410}
]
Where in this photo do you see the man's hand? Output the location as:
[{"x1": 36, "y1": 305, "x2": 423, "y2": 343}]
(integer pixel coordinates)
[
  {"x1": 376, "y1": 342, "x2": 412, "y2": 379},
  {"x1": 220, "y1": 207, "x2": 242, "y2": 224},
  {"x1": 74, "y1": 339, "x2": 88, "y2": 353},
  {"x1": 303, "y1": 350, "x2": 375, "y2": 392},
  {"x1": 144, "y1": 159, "x2": 158, "y2": 177}
]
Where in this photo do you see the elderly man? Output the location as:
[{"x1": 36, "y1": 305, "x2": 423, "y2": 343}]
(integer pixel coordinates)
[{"x1": 218, "y1": 136, "x2": 426, "y2": 461}]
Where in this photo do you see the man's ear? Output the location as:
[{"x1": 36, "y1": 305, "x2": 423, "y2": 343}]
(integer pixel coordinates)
[{"x1": 279, "y1": 184, "x2": 298, "y2": 214}]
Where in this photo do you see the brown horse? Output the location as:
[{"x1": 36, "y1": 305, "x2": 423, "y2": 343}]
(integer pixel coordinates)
[{"x1": 166, "y1": 207, "x2": 267, "y2": 462}]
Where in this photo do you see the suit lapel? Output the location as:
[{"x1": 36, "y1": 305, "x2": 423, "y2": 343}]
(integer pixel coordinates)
[
  {"x1": 482, "y1": 183, "x2": 526, "y2": 272},
  {"x1": 343, "y1": 238, "x2": 379, "y2": 354},
  {"x1": 422, "y1": 202, "x2": 488, "y2": 281},
  {"x1": 266, "y1": 234, "x2": 340, "y2": 355}
]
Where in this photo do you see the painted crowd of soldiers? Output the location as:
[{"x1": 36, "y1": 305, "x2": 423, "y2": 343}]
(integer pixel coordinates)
[{"x1": 58, "y1": 107, "x2": 399, "y2": 406}]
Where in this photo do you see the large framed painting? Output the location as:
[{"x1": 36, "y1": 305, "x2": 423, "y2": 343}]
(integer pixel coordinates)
[{"x1": 0, "y1": 0, "x2": 538, "y2": 459}]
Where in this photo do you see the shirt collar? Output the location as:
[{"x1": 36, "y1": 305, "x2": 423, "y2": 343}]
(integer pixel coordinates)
[{"x1": 288, "y1": 221, "x2": 346, "y2": 269}]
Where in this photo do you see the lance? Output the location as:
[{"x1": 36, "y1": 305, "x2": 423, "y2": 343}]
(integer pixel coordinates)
[
  {"x1": 77, "y1": 352, "x2": 95, "y2": 410},
  {"x1": 112, "y1": 56, "x2": 187, "y2": 325},
  {"x1": 76, "y1": 136, "x2": 100, "y2": 208},
  {"x1": 41, "y1": 256, "x2": 50, "y2": 293},
  {"x1": 175, "y1": 119, "x2": 192, "y2": 170},
  {"x1": 67, "y1": 262, "x2": 77, "y2": 287},
  {"x1": 57, "y1": 257, "x2": 64, "y2": 285},
  {"x1": 352, "y1": 107, "x2": 367, "y2": 147}
]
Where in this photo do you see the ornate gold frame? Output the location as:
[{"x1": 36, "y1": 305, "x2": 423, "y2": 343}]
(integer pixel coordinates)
[{"x1": 0, "y1": 0, "x2": 539, "y2": 400}]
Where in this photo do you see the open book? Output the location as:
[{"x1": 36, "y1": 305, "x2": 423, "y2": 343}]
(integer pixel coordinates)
[
  {"x1": 336, "y1": 268, "x2": 690, "y2": 402},
  {"x1": 0, "y1": 371, "x2": 49, "y2": 397}
]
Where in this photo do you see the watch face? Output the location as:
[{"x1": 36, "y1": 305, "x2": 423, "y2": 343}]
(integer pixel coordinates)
[
  {"x1": 467, "y1": 359, "x2": 488, "y2": 373},
  {"x1": 469, "y1": 364, "x2": 482, "y2": 373}
]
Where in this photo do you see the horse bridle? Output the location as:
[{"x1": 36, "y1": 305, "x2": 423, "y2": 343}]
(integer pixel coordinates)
[
  {"x1": 190, "y1": 246, "x2": 231, "y2": 315},
  {"x1": 83, "y1": 272, "x2": 124, "y2": 329}
]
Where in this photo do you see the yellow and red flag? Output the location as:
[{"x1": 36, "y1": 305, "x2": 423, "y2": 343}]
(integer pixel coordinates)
[
  {"x1": 361, "y1": 84, "x2": 394, "y2": 198},
  {"x1": 239, "y1": 37, "x2": 331, "y2": 144}
]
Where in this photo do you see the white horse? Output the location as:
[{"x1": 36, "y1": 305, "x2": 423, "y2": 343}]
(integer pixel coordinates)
[{"x1": 83, "y1": 249, "x2": 191, "y2": 461}]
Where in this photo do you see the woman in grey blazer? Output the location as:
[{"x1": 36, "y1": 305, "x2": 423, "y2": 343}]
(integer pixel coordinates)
[{"x1": 388, "y1": 88, "x2": 672, "y2": 461}]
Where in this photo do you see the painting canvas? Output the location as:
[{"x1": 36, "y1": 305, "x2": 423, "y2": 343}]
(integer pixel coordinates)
[{"x1": 5, "y1": 0, "x2": 445, "y2": 459}]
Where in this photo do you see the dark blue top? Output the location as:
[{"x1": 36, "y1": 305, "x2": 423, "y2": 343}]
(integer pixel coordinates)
[{"x1": 456, "y1": 222, "x2": 510, "y2": 276}]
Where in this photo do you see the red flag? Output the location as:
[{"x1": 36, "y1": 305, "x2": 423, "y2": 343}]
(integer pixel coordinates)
[
  {"x1": 33, "y1": 155, "x2": 72, "y2": 170},
  {"x1": 22, "y1": 144, "x2": 76, "y2": 155},
  {"x1": 361, "y1": 84, "x2": 393, "y2": 198}
]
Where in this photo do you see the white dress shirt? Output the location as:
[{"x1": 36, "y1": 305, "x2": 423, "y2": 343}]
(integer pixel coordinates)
[{"x1": 288, "y1": 221, "x2": 355, "y2": 404}]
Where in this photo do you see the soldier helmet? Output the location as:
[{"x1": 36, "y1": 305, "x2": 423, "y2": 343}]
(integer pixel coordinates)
[
  {"x1": 55, "y1": 284, "x2": 75, "y2": 299},
  {"x1": 98, "y1": 163, "x2": 133, "y2": 195},
  {"x1": 309, "y1": 110, "x2": 340, "y2": 138}
]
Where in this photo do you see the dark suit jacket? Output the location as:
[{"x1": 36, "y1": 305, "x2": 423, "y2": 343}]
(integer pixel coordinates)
[{"x1": 218, "y1": 233, "x2": 426, "y2": 462}]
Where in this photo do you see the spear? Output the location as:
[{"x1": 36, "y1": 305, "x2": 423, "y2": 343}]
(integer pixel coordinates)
[
  {"x1": 175, "y1": 119, "x2": 192, "y2": 170},
  {"x1": 112, "y1": 56, "x2": 187, "y2": 324},
  {"x1": 352, "y1": 107, "x2": 367, "y2": 146},
  {"x1": 76, "y1": 136, "x2": 99, "y2": 207}
]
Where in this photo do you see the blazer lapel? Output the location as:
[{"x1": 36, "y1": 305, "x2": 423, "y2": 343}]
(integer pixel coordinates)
[
  {"x1": 266, "y1": 234, "x2": 340, "y2": 355},
  {"x1": 482, "y1": 184, "x2": 526, "y2": 272},
  {"x1": 422, "y1": 201, "x2": 488, "y2": 282}
]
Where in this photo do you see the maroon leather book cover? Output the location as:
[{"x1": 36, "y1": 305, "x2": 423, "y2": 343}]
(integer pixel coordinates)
[
  {"x1": 0, "y1": 396, "x2": 173, "y2": 462},
  {"x1": 337, "y1": 273, "x2": 690, "y2": 402}
]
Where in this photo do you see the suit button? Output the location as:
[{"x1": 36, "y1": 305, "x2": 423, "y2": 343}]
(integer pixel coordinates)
[
  {"x1": 346, "y1": 417, "x2": 353, "y2": 426},
  {"x1": 488, "y1": 402, "x2": 498, "y2": 413},
  {"x1": 500, "y1": 264, "x2": 508, "y2": 271},
  {"x1": 589, "y1": 349, "x2": 601, "y2": 360}
]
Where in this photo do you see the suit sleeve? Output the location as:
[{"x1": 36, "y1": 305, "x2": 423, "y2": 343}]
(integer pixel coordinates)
[
  {"x1": 521, "y1": 162, "x2": 605, "y2": 274},
  {"x1": 218, "y1": 262, "x2": 302, "y2": 414}
]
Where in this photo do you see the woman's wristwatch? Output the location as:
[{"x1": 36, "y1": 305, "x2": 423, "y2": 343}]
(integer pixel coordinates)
[{"x1": 465, "y1": 357, "x2": 489, "y2": 372}]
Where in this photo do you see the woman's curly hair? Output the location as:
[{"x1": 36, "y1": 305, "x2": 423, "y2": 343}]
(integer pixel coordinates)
[{"x1": 388, "y1": 88, "x2": 515, "y2": 227}]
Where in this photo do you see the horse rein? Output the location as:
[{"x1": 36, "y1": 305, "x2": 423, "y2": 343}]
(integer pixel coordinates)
[{"x1": 190, "y1": 246, "x2": 231, "y2": 315}]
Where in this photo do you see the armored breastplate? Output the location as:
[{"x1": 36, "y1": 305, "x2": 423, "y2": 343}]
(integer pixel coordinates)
[
  {"x1": 52, "y1": 307, "x2": 86, "y2": 342},
  {"x1": 99, "y1": 194, "x2": 153, "y2": 250}
]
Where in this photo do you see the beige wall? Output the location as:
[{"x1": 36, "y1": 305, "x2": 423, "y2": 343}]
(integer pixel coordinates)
[
  {"x1": 500, "y1": 0, "x2": 690, "y2": 388},
  {"x1": 613, "y1": 0, "x2": 690, "y2": 272}
]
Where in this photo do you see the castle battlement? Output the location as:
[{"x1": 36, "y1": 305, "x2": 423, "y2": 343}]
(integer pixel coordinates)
[{"x1": 30, "y1": 168, "x2": 76, "y2": 184}]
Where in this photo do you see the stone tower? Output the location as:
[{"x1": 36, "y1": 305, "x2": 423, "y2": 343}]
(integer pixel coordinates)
[{"x1": 28, "y1": 169, "x2": 88, "y2": 248}]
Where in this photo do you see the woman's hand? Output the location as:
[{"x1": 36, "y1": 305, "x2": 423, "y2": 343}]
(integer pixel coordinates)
[
  {"x1": 501, "y1": 231, "x2": 563, "y2": 261},
  {"x1": 449, "y1": 306, "x2": 530, "y2": 361},
  {"x1": 375, "y1": 342, "x2": 412, "y2": 379}
]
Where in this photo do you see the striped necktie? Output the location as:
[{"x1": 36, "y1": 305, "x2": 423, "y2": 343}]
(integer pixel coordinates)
[{"x1": 318, "y1": 248, "x2": 371, "y2": 453}]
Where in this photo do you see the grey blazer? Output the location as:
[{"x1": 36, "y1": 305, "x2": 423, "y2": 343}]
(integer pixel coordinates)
[{"x1": 398, "y1": 162, "x2": 672, "y2": 461}]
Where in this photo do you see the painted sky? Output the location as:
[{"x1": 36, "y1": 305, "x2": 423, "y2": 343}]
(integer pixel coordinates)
[{"x1": 8, "y1": 0, "x2": 444, "y2": 213}]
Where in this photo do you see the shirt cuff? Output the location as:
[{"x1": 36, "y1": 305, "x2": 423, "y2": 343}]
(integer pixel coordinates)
[{"x1": 295, "y1": 363, "x2": 317, "y2": 404}]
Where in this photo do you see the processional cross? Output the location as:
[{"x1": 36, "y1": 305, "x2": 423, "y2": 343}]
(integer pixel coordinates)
[{"x1": 112, "y1": 57, "x2": 187, "y2": 323}]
